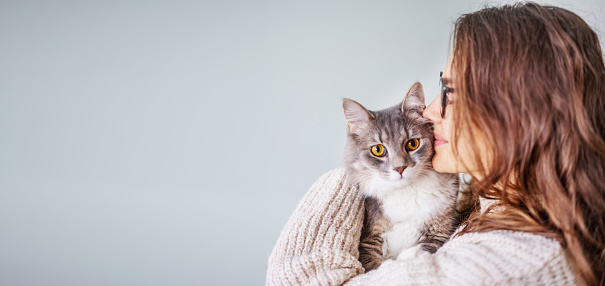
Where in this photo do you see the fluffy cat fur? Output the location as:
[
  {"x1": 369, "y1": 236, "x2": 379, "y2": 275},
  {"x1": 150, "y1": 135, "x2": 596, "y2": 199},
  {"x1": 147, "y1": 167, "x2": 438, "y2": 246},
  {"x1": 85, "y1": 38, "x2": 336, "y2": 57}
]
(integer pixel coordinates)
[{"x1": 342, "y1": 82, "x2": 460, "y2": 272}]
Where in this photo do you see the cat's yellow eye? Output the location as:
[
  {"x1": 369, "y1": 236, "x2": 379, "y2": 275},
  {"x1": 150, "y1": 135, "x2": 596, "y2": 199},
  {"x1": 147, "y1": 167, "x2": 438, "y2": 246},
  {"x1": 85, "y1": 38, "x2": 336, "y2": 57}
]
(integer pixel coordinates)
[
  {"x1": 406, "y1": 139, "x2": 420, "y2": 151},
  {"x1": 370, "y1": 144, "x2": 386, "y2": 157}
]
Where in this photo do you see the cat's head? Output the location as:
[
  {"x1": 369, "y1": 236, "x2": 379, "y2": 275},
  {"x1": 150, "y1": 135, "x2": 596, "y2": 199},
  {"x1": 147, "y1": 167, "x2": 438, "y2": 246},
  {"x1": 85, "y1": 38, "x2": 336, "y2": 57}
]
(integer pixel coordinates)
[{"x1": 343, "y1": 82, "x2": 434, "y2": 195}]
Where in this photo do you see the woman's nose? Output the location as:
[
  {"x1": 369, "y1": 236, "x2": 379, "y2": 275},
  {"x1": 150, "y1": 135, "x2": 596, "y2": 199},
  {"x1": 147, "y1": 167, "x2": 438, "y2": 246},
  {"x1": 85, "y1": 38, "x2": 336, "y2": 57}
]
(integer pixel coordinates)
[{"x1": 423, "y1": 97, "x2": 441, "y2": 123}]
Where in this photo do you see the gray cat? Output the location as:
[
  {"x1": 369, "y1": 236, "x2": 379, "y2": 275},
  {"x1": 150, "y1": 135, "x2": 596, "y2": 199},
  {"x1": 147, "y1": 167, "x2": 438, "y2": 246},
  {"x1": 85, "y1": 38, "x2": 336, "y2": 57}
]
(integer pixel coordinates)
[{"x1": 342, "y1": 82, "x2": 460, "y2": 272}]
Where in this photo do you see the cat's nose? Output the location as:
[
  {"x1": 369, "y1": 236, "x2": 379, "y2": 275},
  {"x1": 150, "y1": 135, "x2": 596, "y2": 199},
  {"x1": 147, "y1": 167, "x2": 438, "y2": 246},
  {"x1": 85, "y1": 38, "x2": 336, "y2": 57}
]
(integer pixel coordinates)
[{"x1": 393, "y1": 166, "x2": 406, "y2": 174}]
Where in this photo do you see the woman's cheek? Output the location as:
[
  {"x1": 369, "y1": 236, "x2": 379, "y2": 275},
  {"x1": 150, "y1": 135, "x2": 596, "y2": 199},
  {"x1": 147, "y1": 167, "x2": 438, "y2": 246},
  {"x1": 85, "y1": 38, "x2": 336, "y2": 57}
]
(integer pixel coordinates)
[{"x1": 432, "y1": 146, "x2": 458, "y2": 173}]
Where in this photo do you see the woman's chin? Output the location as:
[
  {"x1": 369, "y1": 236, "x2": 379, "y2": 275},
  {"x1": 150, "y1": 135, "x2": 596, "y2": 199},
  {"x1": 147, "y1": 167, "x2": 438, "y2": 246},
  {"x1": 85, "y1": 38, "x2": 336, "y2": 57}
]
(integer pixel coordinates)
[{"x1": 432, "y1": 156, "x2": 456, "y2": 174}]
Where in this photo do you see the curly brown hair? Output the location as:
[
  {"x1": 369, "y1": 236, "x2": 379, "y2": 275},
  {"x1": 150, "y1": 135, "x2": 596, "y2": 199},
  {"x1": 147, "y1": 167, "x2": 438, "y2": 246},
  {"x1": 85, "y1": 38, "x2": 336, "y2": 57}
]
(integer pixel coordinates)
[{"x1": 451, "y1": 3, "x2": 605, "y2": 285}]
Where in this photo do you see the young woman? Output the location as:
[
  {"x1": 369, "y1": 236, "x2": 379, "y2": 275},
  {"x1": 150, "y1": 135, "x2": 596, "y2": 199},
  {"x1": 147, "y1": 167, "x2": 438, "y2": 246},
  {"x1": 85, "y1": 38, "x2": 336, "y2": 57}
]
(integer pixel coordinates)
[{"x1": 267, "y1": 3, "x2": 605, "y2": 285}]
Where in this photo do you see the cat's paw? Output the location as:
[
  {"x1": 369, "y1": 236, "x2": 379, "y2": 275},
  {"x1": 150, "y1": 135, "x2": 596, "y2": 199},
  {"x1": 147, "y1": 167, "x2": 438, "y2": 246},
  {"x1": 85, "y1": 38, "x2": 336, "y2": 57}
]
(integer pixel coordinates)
[{"x1": 396, "y1": 244, "x2": 426, "y2": 261}]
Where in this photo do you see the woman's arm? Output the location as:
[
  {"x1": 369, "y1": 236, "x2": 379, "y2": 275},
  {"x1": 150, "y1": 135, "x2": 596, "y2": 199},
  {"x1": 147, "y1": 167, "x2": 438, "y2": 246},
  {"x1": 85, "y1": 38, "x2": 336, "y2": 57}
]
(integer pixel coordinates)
[
  {"x1": 266, "y1": 169, "x2": 365, "y2": 285},
  {"x1": 266, "y1": 169, "x2": 577, "y2": 285}
]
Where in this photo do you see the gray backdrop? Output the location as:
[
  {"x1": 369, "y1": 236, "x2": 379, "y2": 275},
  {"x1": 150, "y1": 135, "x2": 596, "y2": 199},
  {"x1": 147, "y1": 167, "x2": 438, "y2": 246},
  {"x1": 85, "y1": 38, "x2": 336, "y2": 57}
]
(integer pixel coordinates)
[{"x1": 1, "y1": 1, "x2": 603, "y2": 285}]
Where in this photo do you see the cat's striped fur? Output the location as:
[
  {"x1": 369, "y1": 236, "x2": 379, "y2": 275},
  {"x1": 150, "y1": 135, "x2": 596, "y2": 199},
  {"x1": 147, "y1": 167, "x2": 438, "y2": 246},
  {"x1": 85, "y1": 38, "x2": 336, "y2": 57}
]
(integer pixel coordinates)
[{"x1": 343, "y1": 83, "x2": 461, "y2": 272}]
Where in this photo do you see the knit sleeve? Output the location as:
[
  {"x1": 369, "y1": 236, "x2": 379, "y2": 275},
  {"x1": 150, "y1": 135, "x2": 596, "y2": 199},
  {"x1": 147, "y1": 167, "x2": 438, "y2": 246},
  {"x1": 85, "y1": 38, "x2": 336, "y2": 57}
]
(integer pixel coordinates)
[
  {"x1": 343, "y1": 230, "x2": 577, "y2": 285},
  {"x1": 266, "y1": 168, "x2": 366, "y2": 285},
  {"x1": 266, "y1": 169, "x2": 577, "y2": 285}
]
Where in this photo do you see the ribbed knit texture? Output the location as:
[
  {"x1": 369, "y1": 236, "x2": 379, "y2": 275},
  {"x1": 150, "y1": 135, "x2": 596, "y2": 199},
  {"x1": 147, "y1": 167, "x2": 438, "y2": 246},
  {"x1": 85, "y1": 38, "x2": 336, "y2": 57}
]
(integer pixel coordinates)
[{"x1": 266, "y1": 169, "x2": 578, "y2": 285}]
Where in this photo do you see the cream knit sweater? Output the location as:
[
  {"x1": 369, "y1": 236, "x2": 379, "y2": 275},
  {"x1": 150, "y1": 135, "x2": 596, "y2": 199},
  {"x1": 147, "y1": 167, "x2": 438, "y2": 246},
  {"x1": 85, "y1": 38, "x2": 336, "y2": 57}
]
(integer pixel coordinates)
[{"x1": 266, "y1": 169, "x2": 578, "y2": 285}]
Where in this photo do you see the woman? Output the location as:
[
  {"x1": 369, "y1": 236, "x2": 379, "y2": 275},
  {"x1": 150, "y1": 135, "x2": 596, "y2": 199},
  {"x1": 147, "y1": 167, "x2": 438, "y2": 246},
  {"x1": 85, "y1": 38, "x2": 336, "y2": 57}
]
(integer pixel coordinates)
[{"x1": 267, "y1": 3, "x2": 605, "y2": 285}]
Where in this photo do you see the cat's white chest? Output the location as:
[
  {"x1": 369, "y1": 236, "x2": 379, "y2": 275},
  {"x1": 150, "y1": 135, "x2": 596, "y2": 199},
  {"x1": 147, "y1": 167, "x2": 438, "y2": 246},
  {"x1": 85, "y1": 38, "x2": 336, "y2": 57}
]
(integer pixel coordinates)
[
  {"x1": 382, "y1": 220, "x2": 423, "y2": 259},
  {"x1": 376, "y1": 176, "x2": 454, "y2": 258}
]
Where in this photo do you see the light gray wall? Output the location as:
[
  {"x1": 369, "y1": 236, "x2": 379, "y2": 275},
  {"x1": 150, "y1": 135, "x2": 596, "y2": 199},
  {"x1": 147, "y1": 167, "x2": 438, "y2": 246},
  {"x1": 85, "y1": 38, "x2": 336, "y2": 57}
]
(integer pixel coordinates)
[{"x1": 1, "y1": 1, "x2": 603, "y2": 285}]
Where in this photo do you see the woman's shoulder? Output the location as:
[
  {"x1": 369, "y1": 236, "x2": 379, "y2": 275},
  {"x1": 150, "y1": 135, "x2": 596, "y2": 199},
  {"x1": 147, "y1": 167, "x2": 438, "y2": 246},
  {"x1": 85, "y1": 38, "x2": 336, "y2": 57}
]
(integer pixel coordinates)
[
  {"x1": 436, "y1": 230, "x2": 577, "y2": 284},
  {"x1": 316, "y1": 167, "x2": 347, "y2": 182},
  {"x1": 446, "y1": 229, "x2": 561, "y2": 250},
  {"x1": 305, "y1": 168, "x2": 358, "y2": 197}
]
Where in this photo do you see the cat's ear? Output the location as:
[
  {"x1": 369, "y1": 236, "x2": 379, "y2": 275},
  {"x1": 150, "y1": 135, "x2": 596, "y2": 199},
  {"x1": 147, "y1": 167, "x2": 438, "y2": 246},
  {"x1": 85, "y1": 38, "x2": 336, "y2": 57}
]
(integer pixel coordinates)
[
  {"x1": 402, "y1": 82, "x2": 425, "y2": 114},
  {"x1": 343, "y1": 99, "x2": 373, "y2": 133}
]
